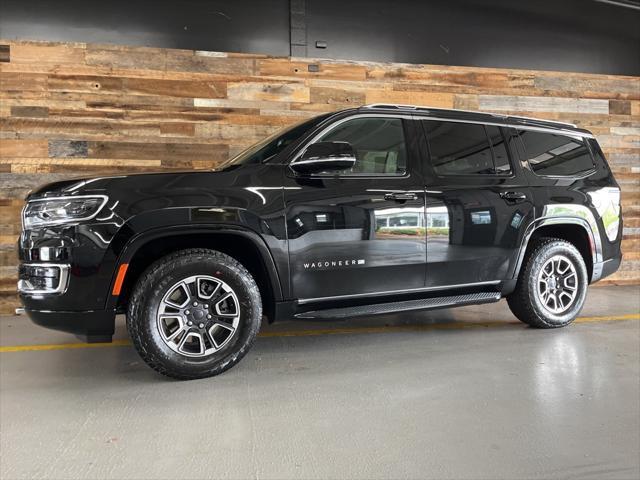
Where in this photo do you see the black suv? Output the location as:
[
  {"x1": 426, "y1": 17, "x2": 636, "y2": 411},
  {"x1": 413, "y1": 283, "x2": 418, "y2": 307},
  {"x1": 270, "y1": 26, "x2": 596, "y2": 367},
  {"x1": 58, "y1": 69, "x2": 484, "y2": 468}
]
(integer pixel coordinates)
[{"x1": 18, "y1": 104, "x2": 623, "y2": 379}]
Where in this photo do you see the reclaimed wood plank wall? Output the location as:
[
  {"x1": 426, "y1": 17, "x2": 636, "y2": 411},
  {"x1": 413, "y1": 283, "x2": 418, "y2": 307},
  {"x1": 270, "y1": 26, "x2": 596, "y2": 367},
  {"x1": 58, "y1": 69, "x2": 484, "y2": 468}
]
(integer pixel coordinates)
[{"x1": 0, "y1": 40, "x2": 638, "y2": 313}]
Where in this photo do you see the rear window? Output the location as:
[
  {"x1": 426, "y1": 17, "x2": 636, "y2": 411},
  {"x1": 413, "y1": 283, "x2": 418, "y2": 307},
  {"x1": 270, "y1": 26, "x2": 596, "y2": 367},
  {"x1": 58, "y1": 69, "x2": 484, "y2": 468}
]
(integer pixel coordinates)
[
  {"x1": 518, "y1": 130, "x2": 595, "y2": 177},
  {"x1": 423, "y1": 121, "x2": 512, "y2": 176}
]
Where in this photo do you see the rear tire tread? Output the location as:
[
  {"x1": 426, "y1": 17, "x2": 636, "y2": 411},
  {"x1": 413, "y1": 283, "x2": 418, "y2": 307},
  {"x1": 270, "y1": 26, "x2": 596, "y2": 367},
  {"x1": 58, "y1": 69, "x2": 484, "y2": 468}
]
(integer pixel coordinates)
[{"x1": 507, "y1": 237, "x2": 587, "y2": 329}]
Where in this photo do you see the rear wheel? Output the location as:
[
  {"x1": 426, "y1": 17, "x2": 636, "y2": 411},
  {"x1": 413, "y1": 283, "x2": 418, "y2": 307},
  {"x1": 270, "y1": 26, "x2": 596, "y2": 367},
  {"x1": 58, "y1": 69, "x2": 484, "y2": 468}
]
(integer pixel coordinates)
[
  {"x1": 507, "y1": 237, "x2": 588, "y2": 328},
  {"x1": 127, "y1": 249, "x2": 262, "y2": 379}
]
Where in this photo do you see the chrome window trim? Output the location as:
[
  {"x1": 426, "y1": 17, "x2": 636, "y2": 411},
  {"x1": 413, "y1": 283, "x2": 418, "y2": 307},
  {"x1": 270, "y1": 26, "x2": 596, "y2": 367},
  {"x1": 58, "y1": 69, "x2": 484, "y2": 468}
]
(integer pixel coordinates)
[
  {"x1": 22, "y1": 194, "x2": 109, "y2": 229},
  {"x1": 418, "y1": 115, "x2": 594, "y2": 139},
  {"x1": 17, "y1": 263, "x2": 70, "y2": 296},
  {"x1": 297, "y1": 280, "x2": 501, "y2": 305}
]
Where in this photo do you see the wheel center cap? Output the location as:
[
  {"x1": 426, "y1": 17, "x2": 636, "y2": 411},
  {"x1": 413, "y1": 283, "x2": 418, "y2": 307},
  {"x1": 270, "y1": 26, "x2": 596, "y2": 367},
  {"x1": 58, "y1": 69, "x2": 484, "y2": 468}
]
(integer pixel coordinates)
[
  {"x1": 192, "y1": 309, "x2": 205, "y2": 320},
  {"x1": 548, "y1": 277, "x2": 557, "y2": 289}
]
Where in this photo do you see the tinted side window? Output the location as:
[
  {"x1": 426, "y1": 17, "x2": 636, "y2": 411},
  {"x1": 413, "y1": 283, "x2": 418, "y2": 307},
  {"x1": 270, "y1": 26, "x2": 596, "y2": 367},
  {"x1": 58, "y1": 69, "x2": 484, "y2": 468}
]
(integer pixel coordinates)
[
  {"x1": 424, "y1": 121, "x2": 511, "y2": 176},
  {"x1": 318, "y1": 117, "x2": 407, "y2": 175},
  {"x1": 519, "y1": 130, "x2": 594, "y2": 176}
]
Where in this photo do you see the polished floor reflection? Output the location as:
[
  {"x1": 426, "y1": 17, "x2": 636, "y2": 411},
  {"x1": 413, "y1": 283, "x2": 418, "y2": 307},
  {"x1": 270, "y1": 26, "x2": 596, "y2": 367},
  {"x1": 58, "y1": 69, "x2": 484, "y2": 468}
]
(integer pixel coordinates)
[{"x1": 1, "y1": 286, "x2": 639, "y2": 480}]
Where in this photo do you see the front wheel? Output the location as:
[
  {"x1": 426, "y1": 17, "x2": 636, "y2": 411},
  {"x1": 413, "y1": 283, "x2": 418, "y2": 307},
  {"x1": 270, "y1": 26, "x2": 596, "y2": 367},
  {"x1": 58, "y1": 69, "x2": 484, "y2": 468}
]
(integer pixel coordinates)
[
  {"x1": 507, "y1": 237, "x2": 588, "y2": 328},
  {"x1": 127, "y1": 249, "x2": 262, "y2": 379}
]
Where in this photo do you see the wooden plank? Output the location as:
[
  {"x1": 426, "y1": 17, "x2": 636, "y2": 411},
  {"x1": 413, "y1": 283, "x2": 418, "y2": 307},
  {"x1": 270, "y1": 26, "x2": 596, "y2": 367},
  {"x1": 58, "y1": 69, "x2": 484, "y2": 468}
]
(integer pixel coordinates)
[
  {"x1": 48, "y1": 140, "x2": 89, "y2": 158},
  {"x1": 87, "y1": 141, "x2": 229, "y2": 161},
  {"x1": 365, "y1": 89, "x2": 454, "y2": 108},
  {"x1": 0, "y1": 117, "x2": 162, "y2": 137},
  {"x1": 123, "y1": 77, "x2": 227, "y2": 99},
  {"x1": 166, "y1": 49, "x2": 256, "y2": 75},
  {"x1": 160, "y1": 123, "x2": 196, "y2": 136},
  {"x1": 309, "y1": 87, "x2": 365, "y2": 105},
  {"x1": 259, "y1": 59, "x2": 367, "y2": 81},
  {"x1": 534, "y1": 75, "x2": 640, "y2": 100},
  {"x1": 10, "y1": 43, "x2": 85, "y2": 64},
  {"x1": 0, "y1": 73, "x2": 47, "y2": 92},
  {"x1": 610, "y1": 100, "x2": 632, "y2": 115},
  {"x1": 227, "y1": 82, "x2": 310, "y2": 103},
  {"x1": 0, "y1": 45, "x2": 9, "y2": 63},
  {"x1": 0, "y1": 140, "x2": 48, "y2": 158},
  {"x1": 86, "y1": 44, "x2": 166, "y2": 71},
  {"x1": 478, "y1": 95, "x2": 610, "y2": 114},
  {"x1": 10, "y1": 106, "x2": 49, "y2": 118},
  {"x1": 47, "y1": 74, "x2": 227, "y2": 99}
]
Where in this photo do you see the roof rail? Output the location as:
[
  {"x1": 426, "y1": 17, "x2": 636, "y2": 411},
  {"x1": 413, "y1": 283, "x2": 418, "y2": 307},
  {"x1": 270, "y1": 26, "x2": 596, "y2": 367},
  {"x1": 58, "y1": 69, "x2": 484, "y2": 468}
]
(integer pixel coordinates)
[
  {"x1": 505, "y1": 113, "x2": 577, "y2": 129},
  {"x1": 361, "y1": 103, "x2": 507, "y2": 119},
  {"x1": 361, "y1": 103, "x2": 577, "y2": 128}
]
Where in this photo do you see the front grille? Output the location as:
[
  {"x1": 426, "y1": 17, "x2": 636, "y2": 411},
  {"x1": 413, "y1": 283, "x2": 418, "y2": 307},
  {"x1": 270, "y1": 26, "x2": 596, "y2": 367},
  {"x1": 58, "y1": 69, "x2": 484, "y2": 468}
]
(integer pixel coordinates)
[{"x1": 18, "y1": 263, "x2": 70, "y2": 295}]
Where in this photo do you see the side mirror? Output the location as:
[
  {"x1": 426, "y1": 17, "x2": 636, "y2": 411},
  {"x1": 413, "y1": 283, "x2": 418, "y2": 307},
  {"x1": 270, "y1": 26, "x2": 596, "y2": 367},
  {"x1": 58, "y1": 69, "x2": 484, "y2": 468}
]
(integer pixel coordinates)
[{"x1": 290, "y1": 141, "x2": 356, "y2": 174}]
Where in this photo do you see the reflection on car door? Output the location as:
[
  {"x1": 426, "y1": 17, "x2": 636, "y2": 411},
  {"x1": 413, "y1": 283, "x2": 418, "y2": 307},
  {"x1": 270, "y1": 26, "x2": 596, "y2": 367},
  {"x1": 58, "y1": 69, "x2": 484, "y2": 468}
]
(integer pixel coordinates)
[
  {"x1": 421, "y1": 119, "x2": 534, "y2": 288},
  {"x1": 283, "y1": 115, "x2": 427, "y2": 301}
]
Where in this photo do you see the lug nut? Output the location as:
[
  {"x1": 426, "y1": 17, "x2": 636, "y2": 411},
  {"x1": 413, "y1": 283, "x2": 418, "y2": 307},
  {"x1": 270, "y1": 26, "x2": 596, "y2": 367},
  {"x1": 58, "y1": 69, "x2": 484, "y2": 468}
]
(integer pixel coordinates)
[
  {"x1": 207, "y1": 314, "x2": 212, "y2": 319},
  {"x1": 199, "y1": 323, "x2": 205, "y2": 328},
  {"x1": 204, "y1": 304, "x2": 208, "y2": 309},
  {"x1": 188, "y1": 321, "x2": 193, "y2": 326},
  {"x1": 193, "y1": 302, "x2": 198, "y2": 306},
  {"x1": 185, "y1": 310, "x2": 190, "y2": 315}
]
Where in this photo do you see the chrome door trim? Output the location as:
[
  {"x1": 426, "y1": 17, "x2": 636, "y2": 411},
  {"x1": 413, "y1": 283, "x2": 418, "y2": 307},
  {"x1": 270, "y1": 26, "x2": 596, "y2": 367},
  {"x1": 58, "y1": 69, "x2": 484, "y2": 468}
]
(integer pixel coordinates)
[{"x1": 297, "y1": 280, "x2": 501, "y2": 305}]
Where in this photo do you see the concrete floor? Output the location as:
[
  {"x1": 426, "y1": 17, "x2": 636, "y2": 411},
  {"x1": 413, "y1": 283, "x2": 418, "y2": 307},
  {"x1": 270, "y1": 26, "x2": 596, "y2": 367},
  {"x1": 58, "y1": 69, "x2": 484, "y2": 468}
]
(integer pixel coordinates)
[{"x1": 1, "y1": 285, "x2": 639, "y2": 480}]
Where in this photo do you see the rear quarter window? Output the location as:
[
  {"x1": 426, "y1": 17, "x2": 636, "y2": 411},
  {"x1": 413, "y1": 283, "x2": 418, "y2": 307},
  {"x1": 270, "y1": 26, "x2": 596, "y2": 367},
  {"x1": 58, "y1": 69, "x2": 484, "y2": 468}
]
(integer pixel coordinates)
[{"x1": 518, "y1": 130, "x2": 595, "y2": 177}]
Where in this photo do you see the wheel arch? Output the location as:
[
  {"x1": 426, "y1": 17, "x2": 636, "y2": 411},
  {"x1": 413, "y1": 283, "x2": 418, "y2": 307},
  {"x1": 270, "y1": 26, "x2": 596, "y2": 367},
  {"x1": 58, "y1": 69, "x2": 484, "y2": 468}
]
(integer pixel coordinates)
[
  {"x1": 107, "y1": 225, "x2": 284, "y2": 322},
  {"x1": 513, "y1": 215, "x2": 602, "y2": 283}
]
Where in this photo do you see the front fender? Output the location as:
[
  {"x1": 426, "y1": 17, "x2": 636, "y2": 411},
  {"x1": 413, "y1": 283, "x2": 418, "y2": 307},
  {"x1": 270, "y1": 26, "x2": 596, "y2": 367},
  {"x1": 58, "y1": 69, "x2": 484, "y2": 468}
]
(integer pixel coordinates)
[{"x1": 104, "y1": 218, "x2": 286, "y2": 311}]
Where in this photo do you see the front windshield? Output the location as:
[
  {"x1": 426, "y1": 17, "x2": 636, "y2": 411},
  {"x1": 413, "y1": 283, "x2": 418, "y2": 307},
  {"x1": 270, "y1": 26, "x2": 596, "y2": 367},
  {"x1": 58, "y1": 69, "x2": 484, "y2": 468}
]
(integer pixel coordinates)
[{"x1": 221, "y1": 113, "x2": 331, "y2": 167}]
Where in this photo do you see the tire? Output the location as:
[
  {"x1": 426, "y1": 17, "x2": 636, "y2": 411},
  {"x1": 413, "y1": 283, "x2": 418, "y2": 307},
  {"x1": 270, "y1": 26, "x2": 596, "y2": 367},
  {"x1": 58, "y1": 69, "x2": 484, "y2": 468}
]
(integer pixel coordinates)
[
  {"x1": 127, "y1": 249, "x2": 262, "y2": 380},
  {"x1": 507, "y1": 237, "x2": 588, "y2": 328}
]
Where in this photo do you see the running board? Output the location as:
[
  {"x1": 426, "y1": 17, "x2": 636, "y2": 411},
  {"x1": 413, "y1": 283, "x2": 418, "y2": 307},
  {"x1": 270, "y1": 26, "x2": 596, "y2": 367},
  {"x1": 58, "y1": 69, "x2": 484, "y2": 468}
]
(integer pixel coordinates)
[{"x1": 295, "y1": 292, "x2": 501, "y2": 320}]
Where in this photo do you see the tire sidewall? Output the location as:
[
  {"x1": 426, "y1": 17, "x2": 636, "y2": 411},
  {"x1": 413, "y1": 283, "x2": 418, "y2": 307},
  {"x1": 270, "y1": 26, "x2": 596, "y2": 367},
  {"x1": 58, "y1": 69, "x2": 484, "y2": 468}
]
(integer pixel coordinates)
[
  {"x1": 526, "y1": 242, "x2": 588, "y2": 327},
  {"x1": 130, "y1": 252, "x2": 261, "y2": 377}
]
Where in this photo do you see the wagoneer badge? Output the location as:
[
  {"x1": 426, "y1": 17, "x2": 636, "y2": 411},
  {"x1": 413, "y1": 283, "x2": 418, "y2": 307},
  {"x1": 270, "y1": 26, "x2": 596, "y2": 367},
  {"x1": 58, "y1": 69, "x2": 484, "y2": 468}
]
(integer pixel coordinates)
[{"x1": 304, "y1": 259, "x2": 366, "y2": 270}]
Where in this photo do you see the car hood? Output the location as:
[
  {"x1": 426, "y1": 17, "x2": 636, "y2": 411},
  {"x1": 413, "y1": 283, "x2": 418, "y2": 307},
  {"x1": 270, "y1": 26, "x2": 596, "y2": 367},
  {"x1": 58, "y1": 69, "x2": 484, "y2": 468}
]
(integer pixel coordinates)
[{"x1": 26, "y1": 168, "x2": 242, "y2": 200}]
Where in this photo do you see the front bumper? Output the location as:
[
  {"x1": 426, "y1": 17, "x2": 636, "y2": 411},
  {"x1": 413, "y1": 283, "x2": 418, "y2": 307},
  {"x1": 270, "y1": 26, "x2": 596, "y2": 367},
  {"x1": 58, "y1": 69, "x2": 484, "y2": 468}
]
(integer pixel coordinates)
[
  {"x1": 18, "y1": 223, "x2": 120, "y2": 341},
  {"x1": 24, "y1": 308, "x2": 116, "y2": 343}
]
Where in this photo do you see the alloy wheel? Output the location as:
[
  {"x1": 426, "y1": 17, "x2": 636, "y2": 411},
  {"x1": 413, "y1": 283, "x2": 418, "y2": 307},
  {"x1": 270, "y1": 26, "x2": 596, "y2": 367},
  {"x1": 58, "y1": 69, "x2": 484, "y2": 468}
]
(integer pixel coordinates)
[
  {"x1": 156, "y1": 275, "x2": 240, "y2": 357},
  {"x1": 537, "y1": 254, "x2": 579, "y2": 314}
]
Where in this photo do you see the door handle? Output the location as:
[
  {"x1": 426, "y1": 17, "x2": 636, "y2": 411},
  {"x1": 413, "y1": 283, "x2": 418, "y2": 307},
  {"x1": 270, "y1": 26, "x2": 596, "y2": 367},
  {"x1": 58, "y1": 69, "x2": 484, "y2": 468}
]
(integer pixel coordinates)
[
  {"x1": 384, "y1": 192, "x2": 418, "y2": 202},
  {"x1": 500, "y1": 191, "x2": 527, "y2": 201}
]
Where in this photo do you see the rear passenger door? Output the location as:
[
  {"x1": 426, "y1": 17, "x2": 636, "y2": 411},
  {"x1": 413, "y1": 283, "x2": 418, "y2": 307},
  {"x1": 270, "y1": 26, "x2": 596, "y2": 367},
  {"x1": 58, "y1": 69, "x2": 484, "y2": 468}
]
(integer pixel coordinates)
[{"x1": 420, "y1": 119, "x2": 534, "y2": 288}]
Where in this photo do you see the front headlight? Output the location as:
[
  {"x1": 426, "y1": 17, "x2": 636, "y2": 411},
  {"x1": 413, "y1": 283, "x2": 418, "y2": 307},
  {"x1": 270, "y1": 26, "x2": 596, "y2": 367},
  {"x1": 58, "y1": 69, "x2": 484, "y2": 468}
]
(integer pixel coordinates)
[{"x1": 23, "y1": 195, "x2": 108, "y2": 229}]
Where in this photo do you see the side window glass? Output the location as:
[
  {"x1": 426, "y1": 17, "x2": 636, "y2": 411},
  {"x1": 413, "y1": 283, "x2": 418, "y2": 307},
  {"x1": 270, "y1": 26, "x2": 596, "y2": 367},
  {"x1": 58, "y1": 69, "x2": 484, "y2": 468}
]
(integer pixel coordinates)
[
  {"x1": 317, "y1": 117, "x2": 407, "y2": 175},
  {"x1": 519, "y1": 130, "x2": 594, "y2": 176},
  {"x1": 424, "y1": 121, "x2": 495, "y2": 175},
  {"x1": 486, "y1": 126, "x2": 512, "y2": 174}
]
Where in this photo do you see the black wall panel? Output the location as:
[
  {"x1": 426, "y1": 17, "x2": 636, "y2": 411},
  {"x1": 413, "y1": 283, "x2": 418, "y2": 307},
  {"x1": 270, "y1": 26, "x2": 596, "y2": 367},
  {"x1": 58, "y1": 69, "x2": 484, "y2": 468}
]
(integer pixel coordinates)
[
  {"x1": 0, "y1": 0, "x2": 638, "y2": 75},
  {"x1": 0, "y1": 0, "x2": 292, "y2": 56}
]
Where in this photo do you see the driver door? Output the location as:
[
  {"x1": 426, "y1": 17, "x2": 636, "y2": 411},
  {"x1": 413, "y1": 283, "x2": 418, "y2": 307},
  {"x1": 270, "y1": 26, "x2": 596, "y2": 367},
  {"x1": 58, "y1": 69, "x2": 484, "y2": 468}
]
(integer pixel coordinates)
[{"x1": 282, "y1": 115, "x2": 427, "y2": 301}]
